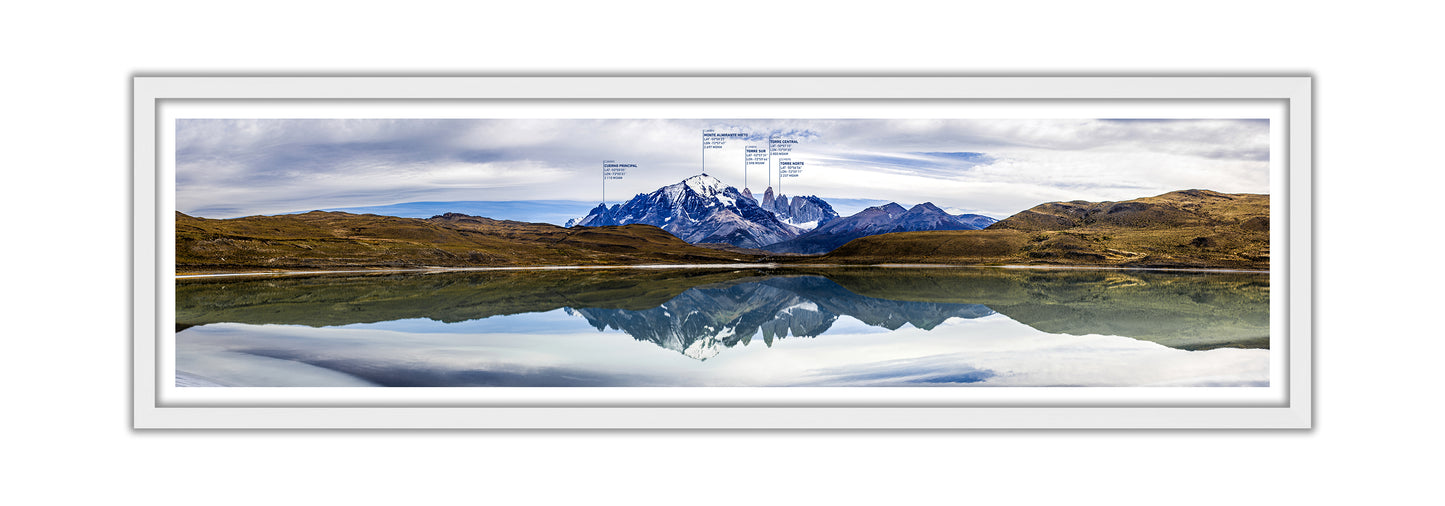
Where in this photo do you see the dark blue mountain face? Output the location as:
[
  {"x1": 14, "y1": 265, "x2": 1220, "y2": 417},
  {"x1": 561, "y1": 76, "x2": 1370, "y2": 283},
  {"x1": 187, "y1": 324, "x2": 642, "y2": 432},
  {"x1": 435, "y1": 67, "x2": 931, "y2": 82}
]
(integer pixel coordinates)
[
  {"x1": 567, "y1": 174, "x2": 804, "y2": 249},
  {"x1": 763, "y1": 202, "x2": 1000, "y2": 255},
  {"x1": 954, "y1": 214, "x2": 999, "y2": 229}
]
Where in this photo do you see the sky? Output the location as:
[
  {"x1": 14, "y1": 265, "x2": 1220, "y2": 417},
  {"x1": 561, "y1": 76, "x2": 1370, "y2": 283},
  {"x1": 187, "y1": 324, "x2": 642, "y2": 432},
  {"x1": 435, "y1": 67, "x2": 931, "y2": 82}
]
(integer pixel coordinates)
[{"x1": 176, "y1": 118, "x2": 1271, "y2": 219}]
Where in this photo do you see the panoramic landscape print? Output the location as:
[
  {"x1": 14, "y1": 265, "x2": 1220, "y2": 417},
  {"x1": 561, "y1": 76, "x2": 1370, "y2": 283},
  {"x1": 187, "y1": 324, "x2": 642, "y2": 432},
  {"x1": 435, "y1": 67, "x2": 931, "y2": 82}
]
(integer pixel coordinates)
[{"x1": 174, "y1": 118, "x2": 1271, "y2": 388}]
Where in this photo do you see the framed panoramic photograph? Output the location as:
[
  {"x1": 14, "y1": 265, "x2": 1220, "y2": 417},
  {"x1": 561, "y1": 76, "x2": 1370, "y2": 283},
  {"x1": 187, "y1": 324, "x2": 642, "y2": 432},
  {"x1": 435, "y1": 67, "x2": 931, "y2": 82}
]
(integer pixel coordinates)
[{"x1": 133, "y1": 76, "x2": 1312, "y2": 429}]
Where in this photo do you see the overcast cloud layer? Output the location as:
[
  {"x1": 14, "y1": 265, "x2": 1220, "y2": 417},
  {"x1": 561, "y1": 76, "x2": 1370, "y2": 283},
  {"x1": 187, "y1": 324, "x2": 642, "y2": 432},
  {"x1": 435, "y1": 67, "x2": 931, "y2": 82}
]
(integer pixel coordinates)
[{"x1": 176, "y1": 118, "x2": 1270, "y2": 219}]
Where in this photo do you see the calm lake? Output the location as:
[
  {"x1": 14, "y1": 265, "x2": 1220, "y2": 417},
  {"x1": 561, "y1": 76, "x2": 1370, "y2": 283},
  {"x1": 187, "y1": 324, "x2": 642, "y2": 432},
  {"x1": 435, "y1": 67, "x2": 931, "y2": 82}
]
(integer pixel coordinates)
[{"x1": 174, "y1": 266, "x2": 1270, "y2": 387}]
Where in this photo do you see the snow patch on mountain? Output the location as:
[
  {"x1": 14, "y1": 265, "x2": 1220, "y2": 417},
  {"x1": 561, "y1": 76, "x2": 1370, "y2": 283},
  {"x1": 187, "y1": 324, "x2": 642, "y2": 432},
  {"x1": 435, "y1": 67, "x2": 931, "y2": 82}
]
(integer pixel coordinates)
[{"x1": 761, "y1": 188, "x2": 840, "y2": 231}]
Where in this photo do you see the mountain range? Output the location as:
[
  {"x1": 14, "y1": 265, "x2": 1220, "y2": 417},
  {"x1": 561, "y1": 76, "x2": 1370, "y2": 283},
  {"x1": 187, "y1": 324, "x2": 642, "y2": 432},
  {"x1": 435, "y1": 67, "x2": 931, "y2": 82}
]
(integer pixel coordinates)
[
  {"x1": 567, "y1": 173, "x2": 991, "y2": 252},
  {"x1": 763, "y1": 201, "x2": 996, "y2": 254},
  {"x1": 567, "y1": 174, "x2": 804, "y2": 249}
]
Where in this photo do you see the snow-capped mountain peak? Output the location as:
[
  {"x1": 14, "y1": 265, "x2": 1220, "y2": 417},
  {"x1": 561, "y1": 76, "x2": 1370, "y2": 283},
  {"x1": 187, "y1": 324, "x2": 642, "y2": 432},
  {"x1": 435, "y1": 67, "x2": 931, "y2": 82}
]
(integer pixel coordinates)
[
  {"x1": 656, "y1": 173, "x2": 728, "y2": 208},
  {"x1": 683, "y1": 173, "x2": 727, "y2": 198}
]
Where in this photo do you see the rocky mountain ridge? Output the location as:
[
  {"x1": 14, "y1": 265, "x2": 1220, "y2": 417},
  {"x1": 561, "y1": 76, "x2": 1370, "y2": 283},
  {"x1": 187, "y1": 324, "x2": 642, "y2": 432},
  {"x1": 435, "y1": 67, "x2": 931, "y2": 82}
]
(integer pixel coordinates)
[
  {"x1": 764, "y1": 202, "x2": 997, "y2": 254},
  {"x1": 757, "y1": 187, "x2": 840, "y2": 230},
  {"x1": 568, "y1": 174, "x2": 804, "y2": 249}
]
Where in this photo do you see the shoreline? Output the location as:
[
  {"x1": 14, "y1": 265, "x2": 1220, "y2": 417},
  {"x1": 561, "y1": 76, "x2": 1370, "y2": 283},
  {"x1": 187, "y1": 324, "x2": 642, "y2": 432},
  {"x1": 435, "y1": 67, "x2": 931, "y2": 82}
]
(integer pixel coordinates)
[
  {"x1": 175, "y1": 263, "x2": 781, "y2": 279},
  {"x1": 785, "y1": 263, "x2": 1268, "y2": 274},
  {"x1": 176, "y1": 262, "x2": 1267, "y2": 279}
]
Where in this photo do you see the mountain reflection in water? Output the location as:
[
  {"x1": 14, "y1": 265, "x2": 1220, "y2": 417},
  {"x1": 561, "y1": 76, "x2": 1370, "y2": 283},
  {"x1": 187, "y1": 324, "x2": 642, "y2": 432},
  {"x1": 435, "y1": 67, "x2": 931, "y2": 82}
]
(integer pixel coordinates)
[
  {"x1": 571, "y1": 276, "x2": 995, "y2": 360},
  {"x1": 174, "y1": 267, "x2": 1270, "y2": 387}
]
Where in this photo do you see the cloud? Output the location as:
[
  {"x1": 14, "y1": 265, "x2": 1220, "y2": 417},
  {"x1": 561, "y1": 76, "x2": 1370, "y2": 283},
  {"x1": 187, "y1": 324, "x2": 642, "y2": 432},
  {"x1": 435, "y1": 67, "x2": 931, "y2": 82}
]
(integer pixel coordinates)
[
  {"x1": 918, "y1": 151, "x2": 997, "y2": 163},
  {"x1": 176, "y1": 118, "x2": 1271, "y2": 218}
]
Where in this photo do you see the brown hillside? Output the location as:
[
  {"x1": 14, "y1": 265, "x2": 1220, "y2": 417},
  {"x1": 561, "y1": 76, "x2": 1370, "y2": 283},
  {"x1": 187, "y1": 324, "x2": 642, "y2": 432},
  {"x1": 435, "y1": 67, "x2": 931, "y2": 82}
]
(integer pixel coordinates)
[
  {"x1": 176, "y1": 211, "x2": 758, "y2": 273},
  {"x1": 811, "y1": 190, "x2": 1270, "y2": 270},
  {"x1": 988, "y1": 189, "x2": 1268, "y2": 231}
]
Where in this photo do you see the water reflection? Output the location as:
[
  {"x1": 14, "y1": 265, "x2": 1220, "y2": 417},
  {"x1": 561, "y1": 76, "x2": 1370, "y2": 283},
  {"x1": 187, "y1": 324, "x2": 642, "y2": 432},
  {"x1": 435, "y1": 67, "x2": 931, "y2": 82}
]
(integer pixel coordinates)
[
  {"x1": 572, "y1": 276, "x2": 995, "y2": 360},
  {"x1": 174, "y1": 267, "x2": 1270, "y2": 387}
]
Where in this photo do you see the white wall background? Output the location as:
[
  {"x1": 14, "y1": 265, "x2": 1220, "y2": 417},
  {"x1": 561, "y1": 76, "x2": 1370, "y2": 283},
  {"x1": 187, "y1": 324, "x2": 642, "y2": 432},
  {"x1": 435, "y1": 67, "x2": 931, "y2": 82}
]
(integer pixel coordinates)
[{"x1": 2, "y1": 1, "x2": 1437, "y2": 504}]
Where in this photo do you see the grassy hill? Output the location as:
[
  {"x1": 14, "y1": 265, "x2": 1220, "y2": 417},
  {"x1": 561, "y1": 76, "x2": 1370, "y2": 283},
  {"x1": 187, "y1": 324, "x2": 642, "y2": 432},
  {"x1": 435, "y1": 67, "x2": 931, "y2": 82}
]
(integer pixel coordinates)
[
  {"x1": 808, "y1": 190, "x2": 1269, "y2": 270},
  {"x1": 175, "y1": 211, "x2": 758, "y2": 273}
]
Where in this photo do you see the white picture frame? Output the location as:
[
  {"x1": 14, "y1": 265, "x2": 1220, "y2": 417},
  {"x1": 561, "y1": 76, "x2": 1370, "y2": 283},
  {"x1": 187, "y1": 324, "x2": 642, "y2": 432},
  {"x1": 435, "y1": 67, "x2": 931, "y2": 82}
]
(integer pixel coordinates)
[{"x1": 134, "y1": 76, "x2": 1312, "y2": 429}]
